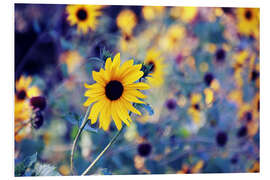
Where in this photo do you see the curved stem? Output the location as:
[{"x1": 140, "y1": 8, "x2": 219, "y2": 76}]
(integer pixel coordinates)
[
  {"x1": 70, "y1": 105, "x2": 91, "y2": 175},
  {"x1": 81, "y1": 126, "x2": 126, "y2": 176}
]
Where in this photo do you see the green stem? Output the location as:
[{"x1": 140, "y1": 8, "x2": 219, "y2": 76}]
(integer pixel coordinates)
[
  {"x1": 81, "y1": 125, "x2": 126, "y2": 176},
  {"x1": 70, "y1": 105, "x2": 91, "y2": 175}
]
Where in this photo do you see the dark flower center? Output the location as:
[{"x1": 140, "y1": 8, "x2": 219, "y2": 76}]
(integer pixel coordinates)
[
  {"x1": 138, "y1": 143, "x2": 152, "y2": 157},
  {"x1": 186, "y1": 169, "x2": 191, "y2": 174},
  {"x1": 166, "y1": 99, "x2": 177, "y2": 110},
  {"x1": 77, "y1": 8, "x2": 88, "y2": 21},
  {"x1": 251, "y1": 70, "x2": 259, "y2": 81},
  {"x1": 17, "y1": 90, "x2": 27, "y2": 100},
  {"x1": 215, "y1": 48, "x2": 226, "y2": 62},
  {"x1": 231, "y1": 155, "x2": 238, "y2": 164},
  {"x1": 245, "y1": 112, "x2": 252, "y2": 122},
  {"x1": 222, "y1": 7, "x2": 232, "y2": 14},
  {"x1": 237, "y1": 126, "x2": 247, "y2": 138},
  {"x1": 30, "y1": 96, "x2": 47, "y2": 111},
  {"x1": 245, "y1": 10, "x2": 252, "y2": 20},
  {"x1": 124, "y1": 34, "x2": 131, "y2": 41},
  {"x1": 148, "y1": 61, "x2": 155, "y2": 72},
  {"x1": 216, "y1": 131, "x2": 228, "y2": 147},
  {"x1": 105, "y1": 80, "x2": 124, "y2": 101},
  {"x1": 193, "y1": 104, "x2": 200, "y2": 110},
  {"x1": 204, "y1": 73, "x2": 214, "y2": 86}
]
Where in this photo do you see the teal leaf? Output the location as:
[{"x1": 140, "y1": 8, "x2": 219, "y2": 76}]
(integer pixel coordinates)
[
  {"x1": 141, "y1": 104, "x2": 154, "y2": 116},
  {"x1": 15, "y1": 153, "x2": 38, "y2": 177}
]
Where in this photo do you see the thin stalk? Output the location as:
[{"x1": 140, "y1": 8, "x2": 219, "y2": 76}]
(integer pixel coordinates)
[
  {"x1": 70, "y1": 105, "x2": 91, "y2": 175},
  {"x1": 81, "y1": 125, "x2": 126, "y2": 176}
]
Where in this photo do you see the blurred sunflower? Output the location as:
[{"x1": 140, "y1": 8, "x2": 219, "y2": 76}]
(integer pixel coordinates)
[
  {"x1": 170, "y1": 7, "x2": 198, "y2": 23},
  {"x1": 238, "y1": 103, "x2": 259, "y2": 137},
  {"x1": 142, "y1": 6, "x2": 165, "y2": 21},
  {"x1": 116, "y1": 9, "x2": 137, "y2": 36},
  {"x1": 66, "y1": 5, "x2": 103, "y2": 34},
  {"x1": 144, "y1": 49, "x2": 165, "y2": 87},
  {"x1": 236, "y1": 8, "x2": 259, "y2": 38},
  {"x1": 15, "y1": 75, "x2": 41, "y2": 101},
  {"x1": 188, "y1": 93, "x2": 204, "y2": 125},
  {"x1": 160, "y1": 24, "x2": 186, "y2": 52},
  {"x1": 60, "y1": 50, "x2": 84, "y2": 74},
  {"x1": 118, "y1": 33, "x2": 138, "y2": 55},
  {"x1": 15, "y1": 76, "x2": 42, "y2": 142},
  {"x1": 84, "y1": 53, "x2": 150, "y2": 131},
  {"x1": 177, "y1": 160, "x2": 204, "y2": 174},
  {"x1": 15, "y1": 98, "x2": 32, "y2": 142}
]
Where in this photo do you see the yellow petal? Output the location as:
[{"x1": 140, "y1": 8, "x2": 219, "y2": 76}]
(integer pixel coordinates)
[
  {"x1": 122, "y1": 71, "x2": 144, "y2": 85},
  {"x1": 102, "y1": 102, "x2": 112, "y2": 131},
  {"x1": 115, "y1": 101, "x2": 131, "y2": 126},
  {"x1": 119, "y1": 64, "x2": 141, "y2": 80},
  {"x1": 105, "y1": 57, "x2": 112, "y2": 71},
  {"x1": 83, "y1": 95, "x2": 104, "y2": 107},
  {"x1": 117, "y1": 59, "x2": 134, "y2": 77},
  {"x1": 84, "y1": 88, "x2": 104, "y2": 97},
  {"x1": 125, "y1": 82, "x2": 150, "y2": 90},
  {"x1": 122, "y1": 93, "x2": 145, "y2": 104},
  {"x1": 111, "y1": 106, "x2": 123, "y2": 130},
  {"x1": 121, "y1": 98, "x2": 142, "y2": 115},
  {"x1": 112, "y1": 53, "x2": 121, "y2": 69},
  {"x1": 88, "y1": 100, "x2": 104, "y2": 124},
  {"x1": 125, "y1": 89, "x2": 147, "y2": 99},
  {"x1": 99, "y1": 101, "x2": 109, "y2": 129}
]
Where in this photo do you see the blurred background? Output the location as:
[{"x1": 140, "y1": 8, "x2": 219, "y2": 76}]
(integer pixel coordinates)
[{"x1": 14, "y1": 4, "x2": 259, "y2": 176}]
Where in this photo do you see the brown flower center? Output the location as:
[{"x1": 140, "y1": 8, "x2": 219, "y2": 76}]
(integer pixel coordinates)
[
  {"x1": 77, "y1": 8, "x2": 88, "y2": 21},
  {"x1": 105, "y1": 80, "x2": 124, "y2": 100}
]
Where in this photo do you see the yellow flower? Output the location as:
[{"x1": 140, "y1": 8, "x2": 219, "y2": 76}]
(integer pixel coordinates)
[
  {"x1": 188, "y1": 93, "x2": 203, "y2": 125},
  {"x1": 228, "y1": 89, "x2": 243, "y2": 106},
  {"x1": 142, "y1": 6, "x2": 165, "y2": 21},
  {"x1": 144, "y1": 49, "x2": 165, "y2": 87},
  {"x1": 170, "y1": 7, "x2": 198, "y2": 23},
  {"x1": 84, "y1": 53, "x2": 150, "y2": 131},
  {"x1": 116, "y1": 9, "x2": 137, "y2": 36},
  {"x1": 236, "y1": 8, "x2": 259, "y2": 38},
  {"x1": 160, "y1": 24, "x2": 186, "y2": 52},
  {"x1": 15, "y1": 75, "x2": 41, "y2": 100},
  {"x1": 15, "y1": 75, "x2": 41, "y2": 142},
  {"x1": 66, "y1": 5, "x2": 103, "y2": 34},
  {"x1": 60, "y1": 50, "x2": 84, "y2": 74},
  {"x1": 118, "y1": 33, "x2": 138, "y2": 54}
]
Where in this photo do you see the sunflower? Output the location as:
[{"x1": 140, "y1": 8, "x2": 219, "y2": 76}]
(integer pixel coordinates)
[
  {"x1": 83, "y1": 53, "x2": 150, "y2": 131},
  {"x1": 170, "y1": 7, "x2": 198, "y2": 23},
  {"x1": 236, "y1": 8, "x2": 259, "y2": 38},
  {"x1": 66, "y1": 5, "x2": 103, "y2": 34},
  {"x1": 160, "y1": 24, "x2": 186, "y2": 52},
  {"x1": 116, "y1": 9, "x2": 137, "y2": 36},
  {"x1": 142, "y1": 6, "x2": 165, "y2": 21},
  {"x1": 15, "y1": 75, "x2": 41, "y2": 101},
  {"x1": 15, "y1": 76, "x2": 41, "y2": 141},
  {"x1": 188, "y1": 93, "x2": 204, "y2": 125},
  {"x1": 144, "y1": 49, "x2": 165, "y2": 87}
]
